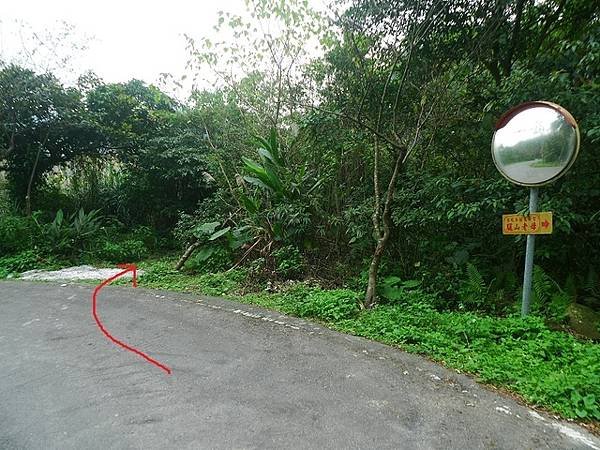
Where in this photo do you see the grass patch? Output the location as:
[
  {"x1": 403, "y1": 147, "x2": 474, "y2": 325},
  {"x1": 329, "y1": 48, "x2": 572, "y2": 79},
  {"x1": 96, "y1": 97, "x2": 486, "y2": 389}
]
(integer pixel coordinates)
[
  {"x1": 133, "y1": 258, "x2": 248, "y2": 296},
  {"x1": 529, "y1": 161, "x2": 562, "y2": 168}
]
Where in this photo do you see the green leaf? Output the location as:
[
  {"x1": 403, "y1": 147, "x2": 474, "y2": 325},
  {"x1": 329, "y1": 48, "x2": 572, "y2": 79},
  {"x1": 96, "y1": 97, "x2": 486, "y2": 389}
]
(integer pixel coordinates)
[
  {"x1": 239, "y1": 193, "x2": 259, "y2": 214},
  {"x1": 242, "y1": 158, "x2": 279, "y2": 191},
  {"x1": 258, "y1": 147, "x2": 277, "y2": 165},
  {"x1": 242, "y1": 157, "x2": 268, "y2": 178},
  {"x1": 382, "y1": 276, "x2": 402, "y2": 286},
  {"x1": 263, "y1": 164, "x2": 284, "y2": 195},
  {"x1": 402, "y1": 280, "x2": 422, "y2": 289},
  {"x1": 54, "y1": 209, "x2": 64, "y2": 226},
  {"x1": 195, "y1": 246, "x2": 216, "y2": 262},
  {"x1": 209, "y1": 226, "x2": 231, "y2": 241},
  {"x1": 583, "y1": 394, "x2": 596, "y2": 409},
  {"x1": 243, "y1": 176, "x2": 271, "y2": 191},
  {"x1": 253, "y1": 128, "x2": 283, "y2": 166},
  {"x1": 382, "y1": 285, "x2": 404, "y2": 301},
  {"x1": 193, "y1": 222, "x2": 220, "y2": 236},
  {"x1": 229, "y1": 227, "x2": 252, "y2": 250},
  {"x1": 253, "y1": 135, "x2": 271, "y2": 152},
  {"x1": 306, "y1": 178, "x2": 323, "y2": 195}
]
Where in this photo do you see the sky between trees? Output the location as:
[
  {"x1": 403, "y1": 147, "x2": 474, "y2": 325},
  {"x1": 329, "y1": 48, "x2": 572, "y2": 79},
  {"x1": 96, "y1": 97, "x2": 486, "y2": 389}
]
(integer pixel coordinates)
[{"x1": 0, "y1": 0, "x2": 325, "y2": 98}]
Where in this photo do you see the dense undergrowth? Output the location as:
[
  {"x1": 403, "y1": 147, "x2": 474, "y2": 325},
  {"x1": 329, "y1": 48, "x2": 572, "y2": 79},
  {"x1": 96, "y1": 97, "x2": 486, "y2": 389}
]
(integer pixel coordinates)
[{"x1": 0, "y1": 206, "x2": 168, "y2": 278}]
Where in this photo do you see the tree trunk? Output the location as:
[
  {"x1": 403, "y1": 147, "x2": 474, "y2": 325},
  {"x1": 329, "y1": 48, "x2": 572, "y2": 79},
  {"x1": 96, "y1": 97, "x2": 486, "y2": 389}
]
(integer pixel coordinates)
[
  {"x1": 364, "y1": 148, "x2": 404, "y2": 308},
  {"x1": 364, "y1": 237, "x2": 387, "y2": 308},
  {"x1": 175, "y1": 241, "x2": 200, "y2": 270},
  {"x1": 25, "y1": 145, "x2": 43, "y2": 216}
]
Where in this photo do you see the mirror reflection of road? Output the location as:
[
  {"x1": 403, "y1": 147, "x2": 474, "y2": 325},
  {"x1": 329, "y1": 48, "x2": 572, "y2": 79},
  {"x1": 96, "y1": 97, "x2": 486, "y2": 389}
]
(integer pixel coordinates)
[
  {"x1": 504, "y1": 159, "x2": 562, "y2": 184},
  {"x1": 1, "y1": 281, "x2": 599, "y2": 449}
]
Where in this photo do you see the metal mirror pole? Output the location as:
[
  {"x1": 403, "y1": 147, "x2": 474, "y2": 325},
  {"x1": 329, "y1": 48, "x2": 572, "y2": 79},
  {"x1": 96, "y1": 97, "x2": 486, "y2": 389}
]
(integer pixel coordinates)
[{"x1": 521, "y1": 187, "x2": 539, "y2": 317}]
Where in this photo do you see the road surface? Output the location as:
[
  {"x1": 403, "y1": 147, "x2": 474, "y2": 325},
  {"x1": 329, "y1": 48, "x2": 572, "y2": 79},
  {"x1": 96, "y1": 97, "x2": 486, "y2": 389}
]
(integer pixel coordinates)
[
  {"x1": 1, "y1": 281, "x2": 599, "y2": 449},
  {"x1": 501, "y1": 159, "x2": 562, "y2": 184}
]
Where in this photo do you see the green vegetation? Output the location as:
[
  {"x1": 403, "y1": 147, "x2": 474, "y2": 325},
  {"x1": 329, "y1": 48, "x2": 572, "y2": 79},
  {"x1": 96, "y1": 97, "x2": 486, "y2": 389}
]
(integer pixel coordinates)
[
  {"x1": 1, "y1": 0, "x2": 599, "y2": 425},
  {"x1": 529, "y1": 160, "x2": 563, "y2": 168}
]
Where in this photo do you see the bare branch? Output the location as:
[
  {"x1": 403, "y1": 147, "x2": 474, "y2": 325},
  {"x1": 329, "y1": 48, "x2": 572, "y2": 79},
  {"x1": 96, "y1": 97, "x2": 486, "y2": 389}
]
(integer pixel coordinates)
[{"x1": 303, "y1": 103, "x2": 402, "y2": 150}]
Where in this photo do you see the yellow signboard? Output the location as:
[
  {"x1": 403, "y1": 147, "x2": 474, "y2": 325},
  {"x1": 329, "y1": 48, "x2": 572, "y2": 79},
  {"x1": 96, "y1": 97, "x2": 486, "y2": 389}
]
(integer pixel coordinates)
[{"x1": 502, "y1": 212, "x2": 553, "y2": 235}]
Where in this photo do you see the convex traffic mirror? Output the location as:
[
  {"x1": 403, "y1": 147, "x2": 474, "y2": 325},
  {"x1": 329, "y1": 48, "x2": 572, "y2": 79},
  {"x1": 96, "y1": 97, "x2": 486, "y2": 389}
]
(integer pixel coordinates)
[{"x1": 492, "y1": 101, "x2": 579, "y2": 187}]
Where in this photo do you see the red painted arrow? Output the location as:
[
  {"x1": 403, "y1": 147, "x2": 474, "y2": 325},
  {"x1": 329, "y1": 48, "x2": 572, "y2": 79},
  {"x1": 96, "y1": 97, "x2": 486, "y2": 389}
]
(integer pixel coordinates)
[
  {"x1": 92, "y1": 264, "x2": 171, "y2": 375},
  {"x1": 116, "y1": 263, "x2": 137, "y2": 287},
  {"x1": 542, "y1": 220, "x2": 550, "y2": 229}
]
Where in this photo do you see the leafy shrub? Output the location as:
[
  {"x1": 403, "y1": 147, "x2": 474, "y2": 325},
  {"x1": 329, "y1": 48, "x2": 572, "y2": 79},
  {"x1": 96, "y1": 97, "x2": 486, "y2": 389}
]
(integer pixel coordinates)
[
  {"x1": 295, "y1": 288, "x2": 359, "y2": 321},
  {"x1": 0, "y1": 250, "x2": 42, "y2": 275},
  {"x1": 247, "y1": 257, "x2": 267, "y2": 276},
  {"x1": 0, "y1": 213, "x2": 34, "y2": 255},
  {"x1": 193, "y1": 270, "x2": 247, "y2": 296},
  {"x1": 174, "y1": 195, "x2": 228, "y2": 246},
  {"x1": 185, "y1": 245, "x2": 232, "y2": 273},
  {"x1": 68, "y1": 208, "x2": 104, "y2": 240},
  {"x1": 458, "y1": 263, "x2": 489, "y2": 311},
  {"x1": 138, "y1": 260, "x2": 247, "y2": 296},
  {"x1": 379, "y1": 276, "x2": 422, "y2": 303},
  {"x1": 413, "y1": 262, "x2": 466, "y2": 306},
  {"x1": 343, "y1": 201, "x2": 373, "y2": 253},
  {"x1": 96, "y1": 239, "x2": 148, "y2": 263},
  {"x1": 34, "y1": 208, "x2": 104, "y2": 256},
  {"x1": 128, "y1": 226, "x2": 158, "y2": 251},
  {"x1": 531, "y1": 266, "x2": 573, "y2": 322},
  {"x1": 176, "y1": 219, "x2": 252, "y2": 273},
  {"x1": 137, "y1": 260, "x2": 181, "y2": 286},
  {"x1": 272, "y1": 245, "x2": 304, "y2": 279}
]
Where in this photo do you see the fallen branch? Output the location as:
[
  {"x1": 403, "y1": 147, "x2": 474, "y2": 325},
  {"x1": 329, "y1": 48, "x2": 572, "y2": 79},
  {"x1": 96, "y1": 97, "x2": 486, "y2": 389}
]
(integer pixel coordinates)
[
  {"x1": 227, "y1": 238, "x2": 262, "y2": 273},
  {"x1": 175, "y1": 240, "x2": 200, "y2": 271}
]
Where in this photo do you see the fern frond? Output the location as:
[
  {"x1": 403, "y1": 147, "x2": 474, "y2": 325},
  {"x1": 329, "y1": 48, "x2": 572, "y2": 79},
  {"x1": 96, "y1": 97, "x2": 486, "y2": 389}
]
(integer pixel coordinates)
[
  {"x1": 466, "y1": 263, "x2": 485, "y2": 293},
  {"x1": 533, "y1": 265, "x2": 552, "y2": 306}
]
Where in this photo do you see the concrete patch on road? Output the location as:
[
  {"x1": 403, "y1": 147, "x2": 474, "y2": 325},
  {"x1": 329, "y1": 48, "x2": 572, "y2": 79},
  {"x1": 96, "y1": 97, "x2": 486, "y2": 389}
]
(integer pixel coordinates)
[{"x1": 20, "y1": 265, "x2": 143, "y2": 281}]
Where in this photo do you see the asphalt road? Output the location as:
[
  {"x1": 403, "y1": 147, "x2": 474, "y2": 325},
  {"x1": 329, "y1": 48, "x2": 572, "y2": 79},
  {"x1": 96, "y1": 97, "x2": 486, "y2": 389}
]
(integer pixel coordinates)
[
  {"x1": 1, "y1": 281, "x2": 599, "y2": 450},
  {"x1": 502, "y1": 159, "x2": 562, "y2": 185}
]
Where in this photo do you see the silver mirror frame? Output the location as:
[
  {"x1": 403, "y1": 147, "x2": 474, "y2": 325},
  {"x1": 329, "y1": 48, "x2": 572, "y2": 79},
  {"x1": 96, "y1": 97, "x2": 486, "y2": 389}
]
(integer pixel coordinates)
[{"x1": 491, "y1": 101, "x2": 580, "y2": 187}]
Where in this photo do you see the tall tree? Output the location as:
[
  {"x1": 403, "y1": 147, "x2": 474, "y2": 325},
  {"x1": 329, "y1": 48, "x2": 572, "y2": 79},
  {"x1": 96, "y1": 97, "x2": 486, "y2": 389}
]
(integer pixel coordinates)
[
  {"x1": 0, "y1": 65, "x2": 100, "y2": 213},
  {"x1": 185, "y1": 0, "x2": 325, "y2": 132},
  {"x1": 315, "y1": 0, "x2": 494, "y2": 307}
]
